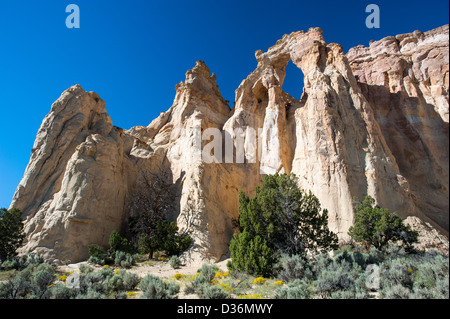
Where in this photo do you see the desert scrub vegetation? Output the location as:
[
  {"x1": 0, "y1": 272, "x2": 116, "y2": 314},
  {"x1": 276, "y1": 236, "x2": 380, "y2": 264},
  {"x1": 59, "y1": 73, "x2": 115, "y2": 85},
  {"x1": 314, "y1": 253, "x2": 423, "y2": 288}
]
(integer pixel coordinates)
[
  {"x1": 230, "y1": 173, "x2": 338, "y2": 277},
  {"x1": 139, "y1": 274, "x2": 180, "y2": 299},
  {"x1": 183, "y1": 264, "x2": 254, "y2": 299},
  {"x1": 0, "y1": 185, "x2": 448, "y2": 299},
  {"x1": 170, "y1": 255, "x2": 182, "y2": 269},
  {"x1": 0, "y1": 245, "x2": 448, "y2": 299},
  {"x1": 182, "y1": 264, "x2": 287, "y2": 299},
  {"x1": 223, "y1": 174, "x2": 448, "y2": 299},
  {"x1": 185, "y1": 245, "x2": 447, "y2": 299},
  {"x1": 270, "y1": 245, "x2": 449, "y2": 299},
  {"x1": 87, "y1": 231, "x2": 138, "y2": 267},
  {"x1": 87, "y1": 224, "x2": 191, "y2": 270},
  {"x1": 0, "y1": 256, "x2": 143, "y2": 299}
]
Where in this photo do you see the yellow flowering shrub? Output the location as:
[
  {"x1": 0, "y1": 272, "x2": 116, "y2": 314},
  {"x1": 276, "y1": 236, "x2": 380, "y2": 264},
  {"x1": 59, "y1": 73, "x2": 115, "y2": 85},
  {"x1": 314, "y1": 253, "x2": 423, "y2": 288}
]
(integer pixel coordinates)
[
  {"x1": 56, "y1": 271, "x2": 74, "y2": 282},
  {"x1": 174, "y1": 273, "x2": 186, "y2": 280},
  {"x1": 213, "y1": 270, "x2": 229, "y2": 279},
  {"x1": 210, "y1": 279, "x2": 219, "y2": 285},
  {"x1": 274, "y1": 280, "x2": 283, "y2": 286},
  {"x1": 220, "y1": 282, "x2": 234, "y2": 293},
  {"x1": 253, "y1": 277, "x2": 266, "y2": 285}
]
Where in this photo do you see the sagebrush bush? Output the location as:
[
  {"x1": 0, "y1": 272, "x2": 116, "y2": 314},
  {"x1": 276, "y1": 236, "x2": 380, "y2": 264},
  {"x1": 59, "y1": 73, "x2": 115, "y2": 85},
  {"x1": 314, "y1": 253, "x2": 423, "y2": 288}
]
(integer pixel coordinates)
[
  {"x1": 105, "y1": 275, "x2": 124, "y2": 292},
  {"x1": 49, "y1": 283, "x2": 76, "y2": 299},
  {"x1": 35, "y1": 262, "x2": 55, "y2": 274},
  {"x1": 0, "y1": 259, "x2": 19, "y2": 271},
  {"x1": 31, "y1": 269, "x2": 54, "y2": 298},
  {"x1": 412, "y1": 253, "x2": 448, "y2": 291},
  {"x1": 87, "y1": 256, "x2": 105, "y2": 266},
  {"x1": 434, "y1": 278, "x2": 449, "y2": 299},
  {"x1": 380, "y1": 284, "x2": 411, "y2": 299},
  {"x1": 170, "y1": 255, "x2": 181, "y2": 269},
  {"x1": 314, "y1": 265, "x2": 355, "y2": 298},
  {"x1": 379, "y1": 257, "x2": 415, "y2": 291},
  {"x1": 47, "y1": 268, "x2": 141, "y2": 299},
  {"x1": 121, "y1": 271, "x2": 140, "y2": 291},
  {"x1": 313, "y1": 255, "x2": 370, "y2": 299},
  {"x1": 274, "y1": 279, "x2": 313, "y2": 299},
  {"x1": 185, "y1": 273, "x2": 210, "y2": 296},
  {"x1": 114, "y1": 251, "x2": 135, "y2": 268},
  {"x1": 274, "y1": 254, "x2": 314, "y2": 282},
  {"x1": 0, "y1": 272, "x2": 30, "y2": 299},
  {"x1": 199, "y1": 264, "x2": 219, "y2": 283},
  {"x1": 0, "y1": 262, "x2": 56, "y2": 299},
  {"x1": 0, "y1": 253, "x2": 44, "y2": 271},
  {"x1": 377, "y1": 250, "x2": 449, "y2": 299},
  {"x1": 78, "y1": 264, "x2": 94, "y2": 274},
  {"x1": 273, "y1": 246, "x2": 374, "y2": 299},
  {"x1": 202, "y1": 285, "x2": 229, "y2": 299},
  {"x1": 185, "y1": 264, "x2": 223, "y2": 297},
  {"x1": 76, "y1": 288, "x2": 107, "y2": 299},
  {"x1": 139, "y1": 274, "x2": 179, "y2": 299},
  {"x1": 78, "y1": 271, "x2": 108, "y2": 295}
]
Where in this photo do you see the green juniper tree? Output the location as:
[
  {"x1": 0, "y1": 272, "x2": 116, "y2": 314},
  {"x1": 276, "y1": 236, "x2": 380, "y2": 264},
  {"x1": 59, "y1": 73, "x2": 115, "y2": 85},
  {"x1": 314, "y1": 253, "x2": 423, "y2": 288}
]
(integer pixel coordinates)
[
  {"x1": 230, "y1": 173, "x2": 338, "y2": 276},
  {"x1": 0, "y1": 208, "x2": 26, "y2": 262},
  {"x1": 348, "y1": 195, "x2": 418, "y2": 250},
  {"x1": 128, "y1": 166, "x2": 191, "y2": 258}
]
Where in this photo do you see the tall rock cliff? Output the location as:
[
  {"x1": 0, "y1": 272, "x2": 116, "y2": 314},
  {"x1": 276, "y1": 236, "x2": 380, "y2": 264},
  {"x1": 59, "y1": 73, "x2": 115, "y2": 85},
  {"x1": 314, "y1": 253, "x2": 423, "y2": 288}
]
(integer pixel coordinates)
[
  {"x1": 10, "y1": 25, "x2": 449, "y2": 264},
  {"x1": 347, "y1": 24, "x2": 449, "y2": 235}
]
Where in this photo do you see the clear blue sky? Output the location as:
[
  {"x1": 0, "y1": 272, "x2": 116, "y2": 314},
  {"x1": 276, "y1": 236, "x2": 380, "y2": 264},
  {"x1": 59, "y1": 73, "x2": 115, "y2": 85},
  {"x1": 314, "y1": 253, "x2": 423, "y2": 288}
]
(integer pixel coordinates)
[{"x1": 0, "y1": 0, "x2": 448, "y2": 208}]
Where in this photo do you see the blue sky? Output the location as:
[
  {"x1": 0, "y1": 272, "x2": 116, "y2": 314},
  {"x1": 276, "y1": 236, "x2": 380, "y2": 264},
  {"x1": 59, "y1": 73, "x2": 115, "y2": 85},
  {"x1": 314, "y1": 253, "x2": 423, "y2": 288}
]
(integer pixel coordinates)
[{"x1": 0, "y1": 0, "x2": 448, "y2": 208}]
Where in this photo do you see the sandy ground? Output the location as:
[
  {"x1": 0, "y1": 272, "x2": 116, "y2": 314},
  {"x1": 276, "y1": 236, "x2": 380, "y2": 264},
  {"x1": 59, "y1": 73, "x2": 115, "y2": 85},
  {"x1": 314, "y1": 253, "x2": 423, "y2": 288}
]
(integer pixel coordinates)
[
  {"x1": 57, "y1": 257, "x2": 231, "y2": 299},
  {"x1": 129, "y1": 258, "x2": 230, "y2": 279},
  {"x1": 60, "y1": 258, "x2": 230, "y2": 279}
]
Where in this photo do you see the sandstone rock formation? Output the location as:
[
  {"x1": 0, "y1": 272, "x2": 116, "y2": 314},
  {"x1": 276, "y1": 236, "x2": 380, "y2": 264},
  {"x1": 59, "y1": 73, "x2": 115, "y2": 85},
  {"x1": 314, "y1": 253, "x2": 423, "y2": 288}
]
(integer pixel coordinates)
[
  {"x1": 10, "y1": 25, "x2": 449, "y2": 264},
  {"x1": 405, "y1": 216, "x2": 449, "y2": 255},
  {"x1": 347, "y1": 24, "x2": 449, "y2": 236}
]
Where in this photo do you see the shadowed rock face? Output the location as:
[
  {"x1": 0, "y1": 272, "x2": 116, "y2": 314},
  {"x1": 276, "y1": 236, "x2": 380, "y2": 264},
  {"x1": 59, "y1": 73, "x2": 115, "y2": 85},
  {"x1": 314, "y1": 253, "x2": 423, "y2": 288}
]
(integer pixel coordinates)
[
  {"x1": 10, "y1": 25, "x2": 449, "y2": 264},
  {"x1": 347, "y1": 24, "x2": 449, "y2": 235}
]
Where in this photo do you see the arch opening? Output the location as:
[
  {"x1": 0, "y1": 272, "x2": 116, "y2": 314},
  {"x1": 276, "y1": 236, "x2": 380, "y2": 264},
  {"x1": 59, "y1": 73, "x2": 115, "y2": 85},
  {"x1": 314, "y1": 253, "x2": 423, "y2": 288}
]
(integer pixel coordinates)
[{"x1": 282, "y1": 60, "x2": 305, "y2": 101}]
